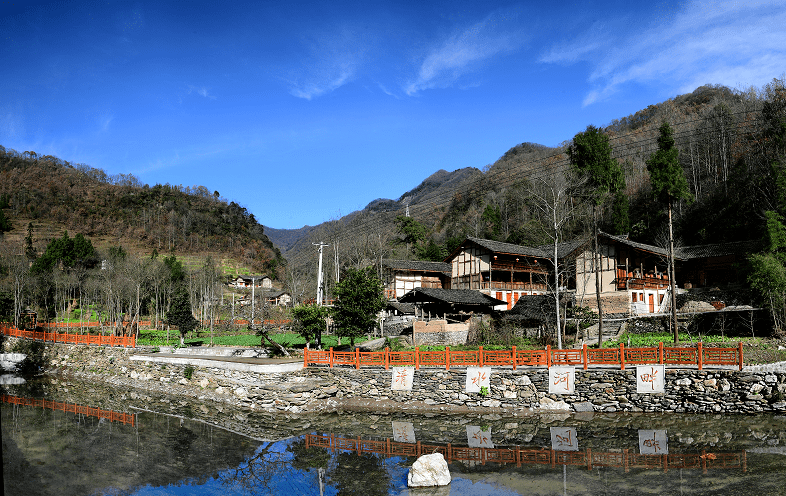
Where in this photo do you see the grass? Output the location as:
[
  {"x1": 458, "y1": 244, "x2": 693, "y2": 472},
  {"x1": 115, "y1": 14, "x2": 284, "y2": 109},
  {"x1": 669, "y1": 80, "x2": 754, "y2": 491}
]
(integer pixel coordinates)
[
  {"x1": 136, "y1": 329, "x2": 369, "y2": 349},
  {"x1": 605, "y1": 331, "x2": 746, "y2": 348}
]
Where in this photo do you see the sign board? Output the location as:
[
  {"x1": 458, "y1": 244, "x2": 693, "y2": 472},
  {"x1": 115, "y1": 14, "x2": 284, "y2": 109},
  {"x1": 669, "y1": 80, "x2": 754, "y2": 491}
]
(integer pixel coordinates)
[
  {"x1": 548, "y1": 366, "x2": 575, "y2": 394},
  {"x1": 392, "y1": 421, "x2": 416, "y2": 443},
  {"x1": 390, "y1": 367, "x2": 414, "y2": 391},
  {"x1": 639, "y1": 430, "x2": 668, "y2": 454},
  {"x1": 466, "y1": 425, "x2": 494, "y2": 448},
  {"x1": 550, "y1": 427, "x2": 579, "y2": 451},
  {"x1": 636, "y1": 365, "x2": 665, "y2": 393},
  {"x1": 465, "y1": 367, "x2": 491, "y2": 393}
]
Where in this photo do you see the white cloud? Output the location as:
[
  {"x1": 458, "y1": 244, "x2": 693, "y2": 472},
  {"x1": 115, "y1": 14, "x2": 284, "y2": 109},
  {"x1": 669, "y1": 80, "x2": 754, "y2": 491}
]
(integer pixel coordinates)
[
  {"x1": 540, "y1": 0, "x2": 786, "y2": 105},
  {"x1": 187, "y1": 85, "x2": 216, "y2": 100},
  {"x1": 285, "y1": 27, "x2": 366, "y2": 100},
  {"x1": 404, "y1": 8, "x2": 526, "y2": 96}
]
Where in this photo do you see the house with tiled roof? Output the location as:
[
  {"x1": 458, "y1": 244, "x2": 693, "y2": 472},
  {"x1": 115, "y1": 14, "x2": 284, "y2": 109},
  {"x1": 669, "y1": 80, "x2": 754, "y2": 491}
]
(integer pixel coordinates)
[{"x1": 381, "y1": 259, "x2": 452, "y2": 299}]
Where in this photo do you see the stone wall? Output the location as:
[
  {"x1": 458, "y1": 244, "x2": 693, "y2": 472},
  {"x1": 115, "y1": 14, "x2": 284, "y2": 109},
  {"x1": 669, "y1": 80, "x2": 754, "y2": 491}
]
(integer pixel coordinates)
[
  {"x1": 300, "y1": 366, "x2": 786, "y2": 414},
  {"x1": 7, "y1": 337, "x2": 786, "y2": 415},
  {"x1": 412, "y1": 320, "x2": 469, "y2": 346}
]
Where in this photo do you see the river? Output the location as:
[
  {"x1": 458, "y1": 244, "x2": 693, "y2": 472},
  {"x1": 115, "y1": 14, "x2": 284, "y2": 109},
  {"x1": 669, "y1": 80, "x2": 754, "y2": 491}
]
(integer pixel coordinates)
[{"x1": 3, "y1": 377, "x2": 786, "y2": 495}]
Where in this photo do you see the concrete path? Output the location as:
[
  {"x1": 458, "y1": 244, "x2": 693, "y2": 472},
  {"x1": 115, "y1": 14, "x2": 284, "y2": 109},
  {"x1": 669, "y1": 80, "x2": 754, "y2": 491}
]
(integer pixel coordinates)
[{"x1": 131, "y1": 351, "x2": 304, "y2": 373}]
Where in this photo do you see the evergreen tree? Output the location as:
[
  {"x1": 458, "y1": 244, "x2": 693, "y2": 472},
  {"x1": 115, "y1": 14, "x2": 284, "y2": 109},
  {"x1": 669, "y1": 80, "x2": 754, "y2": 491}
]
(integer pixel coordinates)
[
  {"x1": 646, "y1": 121, "x2": 693, "y2": 343},
  {"x1": 332, "y1": 267, "x2": 386, "y2": 347},
  {"x1": 167, "y1": 285, "x2": 198, "y2": 346}
]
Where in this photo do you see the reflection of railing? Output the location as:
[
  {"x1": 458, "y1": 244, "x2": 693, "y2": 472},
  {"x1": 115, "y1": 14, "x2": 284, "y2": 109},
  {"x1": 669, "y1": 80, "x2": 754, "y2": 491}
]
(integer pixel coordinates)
[
  {"x1": 2, "y1": 394, "x2": 136, "y2": 426},
  {"x1": 0, "y1": 324, "x2": 136, "y2": 348},
  {"x1": 304, "y1": 342, "x2": 744, "y2": 370},
  {"x1": 305, "y1": 433, "x2": 746, "y2": 473}
]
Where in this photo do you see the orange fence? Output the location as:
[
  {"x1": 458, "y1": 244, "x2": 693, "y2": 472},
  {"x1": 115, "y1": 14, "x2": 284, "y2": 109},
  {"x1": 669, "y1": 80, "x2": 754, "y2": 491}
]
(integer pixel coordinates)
[
  {"x1": 33, "y1": 319, "x2": 290, "y2": 329},
  {"x1": 2, "y1": 394, "x2": 136, "y2": 426},
  {"x1": 304, "y1": 342, "x2": 743, "y2": 371},
  {"x1": 305, "y1": 433, "x2": 746, "y2": 474},
  {"x1": 0, "y1": 324, "x2": 136, "y2": 348}
]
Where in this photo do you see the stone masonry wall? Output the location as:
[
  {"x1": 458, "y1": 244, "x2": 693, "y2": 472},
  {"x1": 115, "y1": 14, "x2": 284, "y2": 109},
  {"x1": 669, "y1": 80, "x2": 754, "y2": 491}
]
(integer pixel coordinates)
[
  {"x1": 412, "y1": 320, "x2": 469, "y2": 346},
  {"x1": 6, "y1": 337, "x2": 786, "y2": 415}
]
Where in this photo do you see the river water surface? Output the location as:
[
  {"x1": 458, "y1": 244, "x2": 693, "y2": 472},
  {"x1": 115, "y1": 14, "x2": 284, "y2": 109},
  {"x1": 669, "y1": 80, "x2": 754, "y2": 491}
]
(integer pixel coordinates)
[{"x1": 3, "y1": 377, "x2": 786, "y2": 495}]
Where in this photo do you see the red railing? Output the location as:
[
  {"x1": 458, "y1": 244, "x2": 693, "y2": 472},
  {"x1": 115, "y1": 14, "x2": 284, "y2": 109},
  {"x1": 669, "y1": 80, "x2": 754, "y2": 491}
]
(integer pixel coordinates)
[
  {"x1": 0, "y1": 324, "x2": 136, "y2": 348},
  {"x1": 2, "y1": 394, "x2": 136, "y2": 426},
  {"x1": 304, "y1": 342, "x2": 744, "y2": 370},
  {"x1": 304, "y1": 433, "x2": 746, "y2": 474}
]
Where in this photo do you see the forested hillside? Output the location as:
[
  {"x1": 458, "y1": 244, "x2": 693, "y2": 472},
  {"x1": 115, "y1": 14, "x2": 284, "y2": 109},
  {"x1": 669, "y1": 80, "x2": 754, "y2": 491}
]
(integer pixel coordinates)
[
  {"x1": 283, "y1": 78, "x2": 786, "y2": 304},
  {"x1": 0, "y1": 148, "x2": 286, "y2": 278}
]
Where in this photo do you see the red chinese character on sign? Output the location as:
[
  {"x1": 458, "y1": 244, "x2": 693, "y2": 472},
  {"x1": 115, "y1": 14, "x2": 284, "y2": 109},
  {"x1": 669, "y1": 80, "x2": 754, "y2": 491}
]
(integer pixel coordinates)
[
  {"x1": 394, "y1": 370, "x2": 409, "y2": 385},
  {"x1": 640, "y1": 367, "x2": 658, "y2": 390},
  {"x1": 472, "y1": 430, "x2": 490, "y2": 446},
  {"x1": 643, "y1": 435, "x2": 661, "y2": 452},
  {"x1": 556, "y1": 431, "x2": 574, "y2": 448},
  {"x1": 553, "y1": 372, "x2": 570, "y2": 389},
  {"x1": 471, "y1": 371, "x2": 488, "y2": 387}
]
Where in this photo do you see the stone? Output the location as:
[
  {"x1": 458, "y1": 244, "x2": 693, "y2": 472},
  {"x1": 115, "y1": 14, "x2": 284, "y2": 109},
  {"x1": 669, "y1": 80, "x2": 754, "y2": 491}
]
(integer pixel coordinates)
[
  {"x1": 539, "y1": 397, "x2": 570, "y2": 411},
  {"x1": 513, "y1": 375, "x2": 532, "y2": 386},
  {"x1": 357, "y1": 338, "x2": 388, "y2": 351},
  {"x1": 573, "y1": 401, "x2": 595, "y2": 413},
  {"x1": 408, "y1": 453, "x2": 451, "y2": 488},
  {"x1": 675, "y1": 378, "x2": 691, "y2": 386},
  {"x1": 503, "y1": 390, "x2": 517, "y2": 399}
]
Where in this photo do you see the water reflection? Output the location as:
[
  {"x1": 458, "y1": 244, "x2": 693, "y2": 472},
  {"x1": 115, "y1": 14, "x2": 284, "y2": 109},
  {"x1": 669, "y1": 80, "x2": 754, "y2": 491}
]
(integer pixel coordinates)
[{"x1": 3, "y1": 378, "x2": 786, "y2": 495}]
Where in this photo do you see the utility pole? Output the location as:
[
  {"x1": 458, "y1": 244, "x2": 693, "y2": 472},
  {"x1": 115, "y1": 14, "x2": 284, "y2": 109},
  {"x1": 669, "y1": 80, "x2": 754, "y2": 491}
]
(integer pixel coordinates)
[{"x1": 314, "y1": 242, "x2": 329, "y2": 305}]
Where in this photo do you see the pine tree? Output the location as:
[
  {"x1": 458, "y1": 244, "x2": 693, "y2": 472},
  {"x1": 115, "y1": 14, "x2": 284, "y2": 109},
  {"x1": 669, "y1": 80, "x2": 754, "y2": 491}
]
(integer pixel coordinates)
[{"x1": 646, "y1": 121, "x2": 692, "y2": 343}]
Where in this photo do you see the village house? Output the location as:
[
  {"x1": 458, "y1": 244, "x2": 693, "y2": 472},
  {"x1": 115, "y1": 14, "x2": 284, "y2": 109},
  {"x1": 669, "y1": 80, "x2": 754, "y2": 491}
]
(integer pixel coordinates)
[
  {"x1": 227, "y1": 275, "x2": 272, "y2": 289},
  {"x1": 381, "y1": 259, "x2": 452, "y2": 299},
  {"x1": 443, "y1": 237, "x2": 554, "y2": 311}
]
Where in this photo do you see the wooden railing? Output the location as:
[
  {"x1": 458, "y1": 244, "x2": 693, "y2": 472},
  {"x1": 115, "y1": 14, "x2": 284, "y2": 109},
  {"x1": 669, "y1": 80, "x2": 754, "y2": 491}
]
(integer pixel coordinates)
[
  {"x1": 0, "y1": 324, "x2": 136, "y2": 348},
  {"x1": 304, "y1": 433, "x2": 746, "y2": 474},
  {"x1": 2, "y1": 394, "x2": 136, "y2": 426},
  {"x1": 304, "y1": 342, "x2": 744, "y2": 371}
]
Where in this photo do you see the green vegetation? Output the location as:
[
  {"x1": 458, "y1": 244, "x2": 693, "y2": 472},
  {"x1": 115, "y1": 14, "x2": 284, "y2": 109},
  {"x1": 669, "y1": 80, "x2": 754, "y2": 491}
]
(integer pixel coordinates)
[
  {"x1": 136, "y1": 329, "x2": 367, "y2": 349},
  {"x1": 332, "y1": 267, "x2": 386, "y2": 347}
]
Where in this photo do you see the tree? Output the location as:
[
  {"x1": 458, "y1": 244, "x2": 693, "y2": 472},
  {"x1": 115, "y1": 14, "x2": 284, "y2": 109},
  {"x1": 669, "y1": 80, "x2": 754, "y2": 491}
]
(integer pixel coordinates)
[
  {"x1": 167, "y1": 285, "x2": 198, "y2": 346},
  {"x1": 332, "y1": 267, "x2": 386, "y2": 347},
  {"x1": 291, "y1": 304, "x2": 330, "y2": 349},
  {"x1": 569, "y1": 125, "x2": 626, "y2": 346},
  {"x1": 646, "y1": 121, "x2": 693, "y2": 343}
]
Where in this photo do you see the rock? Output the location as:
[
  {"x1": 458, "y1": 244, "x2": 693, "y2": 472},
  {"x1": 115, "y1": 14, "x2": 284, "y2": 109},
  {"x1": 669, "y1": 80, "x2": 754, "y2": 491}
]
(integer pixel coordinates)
[
  {"x1": 539, "y1": 397, "x2": 570, "y2": 410},
  {"x1": 573, "y1": 401, "x2": 595, "y2": 413},
  {"x1": 408, "y1": 453, "x2": 451, "y2": 487},
  {"x1": 357, "y1": 338, "x2": 387, "y2": 351},
  {"x1": 513, "y1": 375, "x2": 532, "y2": 386}
]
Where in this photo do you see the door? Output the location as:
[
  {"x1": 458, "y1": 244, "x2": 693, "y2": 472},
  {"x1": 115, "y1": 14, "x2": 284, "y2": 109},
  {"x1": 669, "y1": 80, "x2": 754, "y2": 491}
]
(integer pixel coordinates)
[{"x1": 648, "y1": 294, "x2": 655, "y2": 313}]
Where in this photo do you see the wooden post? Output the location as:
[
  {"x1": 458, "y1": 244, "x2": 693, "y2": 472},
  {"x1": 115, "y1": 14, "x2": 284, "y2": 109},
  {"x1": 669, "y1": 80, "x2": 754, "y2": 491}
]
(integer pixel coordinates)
[
  {"x1": 620, "y1": 343, "x2": 625, "y2": 370},
  {"x1": 697, "y1": 341, "x2": 703, "y2": 370},
  {"x1": 415, "y1": 347, "x2": 420, "y2": 370},
  {"x1": 329, "y1": 347, "x2": 334, "y2": 368},
  {"x1": 355, "y1": 347, "x2": 360, "y2": 369},
  {"x1": 739, "y1": 342, "x2": 744, "y2": 371},
  {"x1": 512, "y1": 346, "x2": 517, "y2": 370},
  {"x1": 385, "y1": 347, "x2": 389, "y2": 370},
  {"x1": 659, "y1": 342, "x2": 664, "y2": 364},
  {"x1": 587, "y1": 447, "x2": 592, "y2": 470},
  {"x1": 479, "y1": 345, "x2": 484, "y2": 367},
  {"x1": 446, "y1": 346, "x2": 450, "y2": 370},
  {"x1": 547, "y1": 345, "x2": 551, "y2": 368},
  {"x1": 623, "y1": 448, "x2": 629, "y2": 472},
  {"x1": 303, "y1": 348, "x2": 308, "y2": 368},
  {"x1": 583, "y1": 343, "x2": 588, "y2": 370}
]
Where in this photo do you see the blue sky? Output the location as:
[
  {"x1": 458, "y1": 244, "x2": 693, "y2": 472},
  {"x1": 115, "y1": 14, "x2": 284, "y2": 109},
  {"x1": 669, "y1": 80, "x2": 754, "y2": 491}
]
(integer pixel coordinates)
[{"x1": 2, "y1": 0, "x2": 784, "y2": 229}]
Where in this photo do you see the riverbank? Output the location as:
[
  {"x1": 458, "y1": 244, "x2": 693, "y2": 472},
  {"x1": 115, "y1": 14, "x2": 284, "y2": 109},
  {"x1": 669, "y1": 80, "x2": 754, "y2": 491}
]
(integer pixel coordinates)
[{"x1": 5, "y1": 338, "x2": 786, "y2": 415}]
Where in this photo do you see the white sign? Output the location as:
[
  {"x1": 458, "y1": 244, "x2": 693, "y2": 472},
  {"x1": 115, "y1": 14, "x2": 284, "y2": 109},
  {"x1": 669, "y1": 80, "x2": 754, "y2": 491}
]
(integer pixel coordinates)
[
  {"x1": 466, "y1": 425, "x2": 494, "y2": 448},
  {"x1": 465, "y1": 367, "x2": 492, "y2": 393},
  {"x1": 636, "y1": 365, "x2": 665, "y2": 393},
  {"x1": 548, "y1": 366, "x2": 575, "y2": 394},
  {"x1": 639, "y1": 430, "x2": 668, "y2": 454},
  {"x1": 550, "y1": 427, "x2": 579, "y2": 451},
  {"x1": 392, "y1": 421, "x2": 416, "y2": 443},
  {"x1": 390, "y1": 367, "x2": 414, "y2": 391}
]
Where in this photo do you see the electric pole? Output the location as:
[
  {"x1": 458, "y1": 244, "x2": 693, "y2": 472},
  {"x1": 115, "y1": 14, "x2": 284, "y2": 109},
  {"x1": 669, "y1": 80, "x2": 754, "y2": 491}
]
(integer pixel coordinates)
[{"x1": 314, "y1": 242, "x2": 329, "y2": 305}]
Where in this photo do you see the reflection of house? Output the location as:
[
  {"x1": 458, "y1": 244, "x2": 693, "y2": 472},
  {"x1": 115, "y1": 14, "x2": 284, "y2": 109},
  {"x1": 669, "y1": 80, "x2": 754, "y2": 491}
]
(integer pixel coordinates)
[
  {"x1": 381, "y1": 259, "x2": 451, "y2": 299},
  {"x1": 228, "y1": 275, "x2": 272, "y2": 289},
  {"x1": 444, "y1": 237, "x2": 554, "y2": 311}
]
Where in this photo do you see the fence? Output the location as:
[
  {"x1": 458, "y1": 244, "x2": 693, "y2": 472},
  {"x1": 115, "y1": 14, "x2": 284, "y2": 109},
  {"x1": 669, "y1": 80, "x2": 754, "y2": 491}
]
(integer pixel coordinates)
[
  {"x1": 303, "y1": 342, "x2": 744, "y2": 371},
  {"x1": 2, "y1": 394, "x2": 136, "y2": 426},
  {"x1": 1, "y1": 324, "x2": 136, "y2": 348},
  {"x1": 304, "y1": 433, "x2": 746, "y2": 474},
  {"x1": 32, "y1": 319, "x2": 290, "y2": 330}
]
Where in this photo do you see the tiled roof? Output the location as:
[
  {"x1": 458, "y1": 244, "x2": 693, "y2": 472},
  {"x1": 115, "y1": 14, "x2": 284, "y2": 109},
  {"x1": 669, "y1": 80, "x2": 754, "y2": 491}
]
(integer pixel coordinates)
[
  {"x1": 398, "y1": 287, "x2": 505, "y2": 306},
  {"x1": 599, "y1": 232, "x2": 673, "y2": 258},
  {"x1": 536, "y1": 237, "x2": 588, "y2": 259},
  {"x1": 382, "y1": 259, "x2": 452, "y2": 274},
  {"x1": 465, "y1": 237, "x2": 550, "y2": 258},
  {"x1": 676, "y1": 240, "x2": 762, "y2": 259}
]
